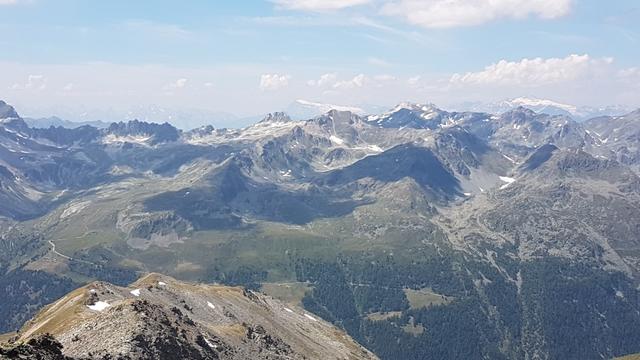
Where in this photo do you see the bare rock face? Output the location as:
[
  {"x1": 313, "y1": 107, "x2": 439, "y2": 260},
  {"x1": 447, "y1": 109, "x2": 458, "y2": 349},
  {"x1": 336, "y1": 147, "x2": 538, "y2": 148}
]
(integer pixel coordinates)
[
  {"x1": 4, "y1": 274, "x2": 377, "y2": 360},
  {"x1": 0, "y1": 334, "x2": 75, "y2": 360}
]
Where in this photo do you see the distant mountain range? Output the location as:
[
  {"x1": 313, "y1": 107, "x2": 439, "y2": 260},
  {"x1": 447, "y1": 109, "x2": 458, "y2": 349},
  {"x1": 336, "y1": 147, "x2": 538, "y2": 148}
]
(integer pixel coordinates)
[
  {"x1": 16, "y1": 104, "x2": 260, "y2": 130},
  {"x1": 23, "y1": 116, "x2": 111, "y2": 129},
  {"x1": 2, "y1": 98, "x2": 640, "y2": 359},
  {"x1": 15, "y1": 97, "x2": 633, "y2": 131},
  {"x1": 452, "y1": 97, "x2": 632, "y2": 120}
]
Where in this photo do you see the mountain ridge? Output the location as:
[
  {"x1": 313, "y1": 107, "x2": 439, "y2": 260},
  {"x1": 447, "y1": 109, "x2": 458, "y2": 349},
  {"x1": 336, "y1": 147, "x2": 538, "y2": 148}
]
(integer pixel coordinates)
[{"x1": 2, "y1": 273, "x2": 377, "y2": 359}]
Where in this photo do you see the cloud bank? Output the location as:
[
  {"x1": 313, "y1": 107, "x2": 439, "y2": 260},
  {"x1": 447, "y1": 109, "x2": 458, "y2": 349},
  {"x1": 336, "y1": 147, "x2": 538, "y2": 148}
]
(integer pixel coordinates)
[
  {"x1": 381, "y1": 0, "x2": 573, "y2": 28},
  {"x1": 260, "y1": 73, "x2": 292, "y2": 91},
  {"x1": 450, "y1": 54, "x2": 610, "y2": 86}
]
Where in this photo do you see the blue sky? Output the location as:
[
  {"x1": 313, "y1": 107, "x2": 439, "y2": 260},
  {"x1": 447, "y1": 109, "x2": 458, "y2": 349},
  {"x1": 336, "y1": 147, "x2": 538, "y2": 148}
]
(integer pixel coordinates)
[{"x1": 0, "y1": 0, "x2": 638, "y2": 124}]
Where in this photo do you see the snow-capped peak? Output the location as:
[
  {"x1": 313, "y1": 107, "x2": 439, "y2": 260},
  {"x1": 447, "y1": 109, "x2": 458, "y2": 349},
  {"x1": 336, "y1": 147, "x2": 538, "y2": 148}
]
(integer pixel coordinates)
[
  {"x1": 506, "y1": 97, "x2": 578, "y2": 115},
  {"x1": 294, "y1": 99, "x2": 365, "y2": 115},
  {"x1": 364, "y1": 102, "x2": 449, "y2": 129}
]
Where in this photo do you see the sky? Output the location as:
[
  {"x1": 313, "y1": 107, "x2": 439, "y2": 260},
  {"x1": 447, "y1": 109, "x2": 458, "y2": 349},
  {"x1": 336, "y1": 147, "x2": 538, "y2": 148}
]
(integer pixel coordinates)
[{"x1": 0, "y1": 0, "x2": 639, "y2": 126}]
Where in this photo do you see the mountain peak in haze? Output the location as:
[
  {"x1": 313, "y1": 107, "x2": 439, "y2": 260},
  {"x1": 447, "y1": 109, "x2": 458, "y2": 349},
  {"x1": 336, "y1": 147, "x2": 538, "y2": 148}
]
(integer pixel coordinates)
[
  {"x1": 286, "y1": 99, "x2": 366, "y2": 120},
  {"x1": 259, "y1": 112, "x2": 293, "y2": 124},
  {"x1": 505, "y1": 97, "x2": 578, "y2": 115},
  {"x1": 454, "y1": 97, "x2": 632, "y2": 120}
]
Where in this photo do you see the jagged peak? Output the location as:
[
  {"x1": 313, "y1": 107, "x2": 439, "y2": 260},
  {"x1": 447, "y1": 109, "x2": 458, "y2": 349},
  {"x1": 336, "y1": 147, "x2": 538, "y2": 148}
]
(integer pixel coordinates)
[
  {"x1": 107, "y1": 119, "x2": 177, "y2": 131},
  {"x1": 104, "y1": 119, "x2": 180, "y2": 144},
  {"x1": 259, "y1": 112, "x2": 292, "y2": 124}
]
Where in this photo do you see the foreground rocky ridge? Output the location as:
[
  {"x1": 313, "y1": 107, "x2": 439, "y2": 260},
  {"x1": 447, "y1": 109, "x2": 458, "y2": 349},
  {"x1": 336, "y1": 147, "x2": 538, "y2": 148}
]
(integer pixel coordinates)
[{"x1": 1, "y1": 273, "x2": 376, "y2": 360}]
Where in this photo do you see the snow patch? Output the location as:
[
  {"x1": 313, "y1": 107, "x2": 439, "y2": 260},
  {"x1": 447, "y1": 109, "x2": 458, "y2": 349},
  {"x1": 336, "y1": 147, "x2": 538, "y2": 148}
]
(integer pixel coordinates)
[
  {"x1": 158, "y1": 281, "x2": 167, "y2": 286},
  {"x1": 102, "y1": 134, "x2": 152, "y2": 146},
  {"x1": 87, "y1": 301, "x2": 110, "y2": 312},
  {"x1": 304, "y1": 313, "x2": 318, "y2": 322},
  {"x1": 367, "y1": 144, "x2": 383, "y2": 152},
  {"x1": 207, "y1": 301, "x2": 216, "y2": 310},
  {"x1": 502, "y1": 154, "x2": 516, "y2": 163},
  {"x1": 508, "y1": 97, "x2": 578, "y2": 115},
  {"x1": 284, "y1": 307, "x2": 294, "y2": 313},
  {"x1": 295, "y1": 99, "x2": 365, "y2": 114},
  {"x1": 499, "y1": 176, "x2": 516, "y2": 189},
  {"x1": 329, "y1": 135, "x2": 345, "y2": 145},
  {"x1": 280, "y1": 169, "x2": 292, "y2": 177},
  {"x1": 130, "y1": 289, "x2": 141, "y2": 297},
  {"x1": 203, "y1": 337, "x2": 217, "y2": 349}
]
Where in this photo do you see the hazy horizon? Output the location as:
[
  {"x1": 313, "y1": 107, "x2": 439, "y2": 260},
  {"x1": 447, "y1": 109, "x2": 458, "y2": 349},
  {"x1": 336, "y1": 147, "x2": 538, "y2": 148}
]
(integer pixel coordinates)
[{"x1": 1, "y1": 0, "x2": 639, "y2": 128}]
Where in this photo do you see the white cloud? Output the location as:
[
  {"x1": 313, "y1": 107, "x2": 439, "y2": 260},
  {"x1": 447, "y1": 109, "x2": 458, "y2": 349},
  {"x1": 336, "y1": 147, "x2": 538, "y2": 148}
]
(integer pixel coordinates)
[
  {"x1": 308, "y1": 73, "x2": 337, "y2": 87},
  {"x1": 381, "y1": 0, "x2": 573, "y2": 28},
  {"x1": 62, "y1": 83, "x2": 74, "y2": 91},
  {"x1": 175, "y1": 78, "x2": 188, "y2": 88},
  {"x1": 161, "y1": 78, "x2": 189, "y2": 95},
  {"x1": 163, "y1": 78, "x2": 188, "y2": 91},
  {"x1": 333, "y1": 74, "x2": 367, "y2": 89},
  {"x1": 450, "y1": 54, "x2": 611, "y2": 86},
  {"x1": 309, "y1": 73, "x2": 394, "y2": 89},
  {"x1": 11, "y1": 74, "x2": 47, "y2": 91},
  {"x1": 272, "y1": 0, "x2": 371, "y2": 11},
  {"x1": 204, "y1": 82, "x2": 214, "y2": 88},
  {"x1": 260, "y1": 73, "x2": 291, "y2": 91},
  {"x1": 27, "y1": 75, "x2": 46, "y2": 90}
]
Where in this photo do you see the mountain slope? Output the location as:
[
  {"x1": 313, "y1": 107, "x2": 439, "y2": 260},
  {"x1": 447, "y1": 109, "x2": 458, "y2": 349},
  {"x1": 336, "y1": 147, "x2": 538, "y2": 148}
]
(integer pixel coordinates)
[
  {"x1": 585, "y1": 110, "x2": 640, "y2": 172},
  {"x1": 2, "y1": 99, "x2": 640, "y2": 359}
]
